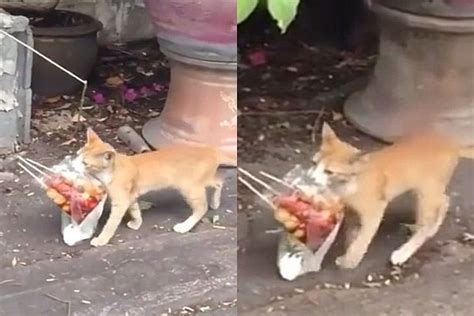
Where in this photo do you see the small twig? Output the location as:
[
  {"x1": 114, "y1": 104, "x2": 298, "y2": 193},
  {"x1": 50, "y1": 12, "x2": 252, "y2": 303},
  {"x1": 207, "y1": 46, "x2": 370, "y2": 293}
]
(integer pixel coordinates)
[
  {"x1": 258, "y1": 171, "x2": 294, "y2": 190},
  {"x1": 0, "y1": 279, "x2": 14, "y2": 285},
  {"x1": 238, "y1": 167, "x2": 278, "y2": 195},
  {"x1": 111, "y1": 258, "x2": 144, "y2": 269},
  {"x1": 44, "y1": 293, "x2": 71, "y2": 316},
  {"x1": 212, "y1": 225, "x2": 227, "y2": 230},
  {"x1": 311, "y1": 107, "x2": 326, "y2": 143},
  {"x1": 76, "y1": 83, "x2": 88, "y2": 133},
  {"x1": 238, "y1": 176, "x2": 274, "y2": 208}
]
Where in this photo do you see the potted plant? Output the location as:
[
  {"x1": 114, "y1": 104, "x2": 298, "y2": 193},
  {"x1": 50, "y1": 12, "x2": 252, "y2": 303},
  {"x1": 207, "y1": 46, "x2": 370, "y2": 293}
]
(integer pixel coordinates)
[
  {"x1": 142, "y1": 0, "x2": 237, "y2": 157},
  {"x1": 344, "y1": 0, "x2": 474, "y2": 145}
]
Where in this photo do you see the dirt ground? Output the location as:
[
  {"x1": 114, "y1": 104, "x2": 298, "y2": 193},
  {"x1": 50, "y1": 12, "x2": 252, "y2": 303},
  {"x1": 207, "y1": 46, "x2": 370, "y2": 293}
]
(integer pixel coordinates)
[
  {"x1": 0, "y1": 41, "x2": 237, "y2": 315},
  {"x1": 237, "y1": 14, "x2": 474, "y2": 315}
]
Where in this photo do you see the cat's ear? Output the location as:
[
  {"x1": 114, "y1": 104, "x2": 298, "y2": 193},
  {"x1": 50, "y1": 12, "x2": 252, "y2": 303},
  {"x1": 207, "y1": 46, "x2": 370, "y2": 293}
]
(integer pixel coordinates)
[
  {"x1": 86, "y1": 128, "x2": 102, "y2": 144},
  {"x1": 321, "y1": 122, "x2": 338, "y2": 143}
]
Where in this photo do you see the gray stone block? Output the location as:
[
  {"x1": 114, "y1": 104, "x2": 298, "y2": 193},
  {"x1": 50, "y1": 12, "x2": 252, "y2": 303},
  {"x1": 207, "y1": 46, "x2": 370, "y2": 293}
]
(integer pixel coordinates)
[{"x1": 0, "y1": 11, "x2": 33, "y2": 153}]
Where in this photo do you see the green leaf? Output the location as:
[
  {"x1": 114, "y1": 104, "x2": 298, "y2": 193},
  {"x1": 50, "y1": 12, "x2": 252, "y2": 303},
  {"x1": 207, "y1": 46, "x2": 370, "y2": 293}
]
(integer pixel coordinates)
[
  {"x1": 238, "y1": 0, "x2": 259, "y2": 24},
  {"x1": 267, "y1": 0, "x2": 300, "y2": 34}
]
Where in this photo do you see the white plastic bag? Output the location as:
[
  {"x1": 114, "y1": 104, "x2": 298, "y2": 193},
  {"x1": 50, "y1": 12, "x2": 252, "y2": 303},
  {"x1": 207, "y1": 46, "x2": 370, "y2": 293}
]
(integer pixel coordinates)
[
  {"x1": 277, "y1": 216, "x2": 343, "y2": 281},
  {"x1": 61, "y1": 194, "x2": 107, "y2": 246},
  {"x1": 276, "y1": 165, "x2": 344, "y2": 281},
  {"x1": 49, "y1": 156, "x2": 107, "y2": 246}
]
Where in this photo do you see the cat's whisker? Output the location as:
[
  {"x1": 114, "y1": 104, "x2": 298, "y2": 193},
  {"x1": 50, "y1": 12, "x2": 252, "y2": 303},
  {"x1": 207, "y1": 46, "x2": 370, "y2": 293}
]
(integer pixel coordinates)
[
  {"x1": 17, "y1": 162, "x2": 47, "y2": 188},
  {"x1": 258, "y1": 171, "x2": 294, "y2": 189},
  {"x1": 237, "y1": 167, "x2": 279, "y2": 195},
  {"x1": 238, "y1": 176, "x2": 274, "y2": 208}
]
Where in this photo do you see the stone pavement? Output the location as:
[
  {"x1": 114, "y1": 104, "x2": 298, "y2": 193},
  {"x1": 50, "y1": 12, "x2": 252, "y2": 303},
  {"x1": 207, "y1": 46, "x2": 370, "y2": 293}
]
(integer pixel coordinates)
[
  {"x1": 0, "y1": 146, "x2": 237, "y2": 316},
  {"x1": 237, "y1": 80, "x2": 474, "y2": 315}
]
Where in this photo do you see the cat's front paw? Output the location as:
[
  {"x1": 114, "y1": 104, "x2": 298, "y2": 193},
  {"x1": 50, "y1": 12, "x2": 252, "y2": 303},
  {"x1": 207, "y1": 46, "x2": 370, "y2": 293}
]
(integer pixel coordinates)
[
  {"x1": 90, "y1": 236, "x2": 109, "y2": 247},
  {"x1": 390, "y1": 249, "x2": 410, "y2": 266},
  {"x1": 173, "y1": 222, "x2": 192, "y2": 234},
  {"x1": 335, "y1": 254, "x2": 361, "y2": 269},
  {"x1": 127, "y1": 219, "x2": 143, "y2": 230}
]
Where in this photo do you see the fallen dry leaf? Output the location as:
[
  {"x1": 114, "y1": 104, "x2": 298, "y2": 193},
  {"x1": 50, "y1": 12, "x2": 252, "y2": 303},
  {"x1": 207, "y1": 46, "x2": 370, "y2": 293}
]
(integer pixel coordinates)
[
  {"x1": 45, "y1": 96, "x2": 61, "y2": 104},
  {"x1": 105, "y1": 76, "x2": 124, "y2": 88},
  {"x1": 60, "y1": 138, "x2": 77, "y2": 146},
  {"x1": 71, "y1": 113, "x2": 87, "y2": 123},
  {"x1": 332, "y1": 111, "x2": 343, "y2": 121}
]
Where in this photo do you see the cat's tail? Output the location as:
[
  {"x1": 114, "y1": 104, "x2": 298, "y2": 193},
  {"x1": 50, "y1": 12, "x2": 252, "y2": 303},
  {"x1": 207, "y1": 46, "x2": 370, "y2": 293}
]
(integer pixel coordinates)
[
  {"x1": 459, "y1": 146, "x2": 474, "y2": 159},
  {"x1": 217, "y1": 150, "x2": 237, "y2": 167}
]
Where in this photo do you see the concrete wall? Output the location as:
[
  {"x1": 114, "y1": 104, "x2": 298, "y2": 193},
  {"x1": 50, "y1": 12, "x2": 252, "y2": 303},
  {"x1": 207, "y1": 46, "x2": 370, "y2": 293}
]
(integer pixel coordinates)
[{"x1": 59, "y1": 0, "x2": 155, "y2": 44}]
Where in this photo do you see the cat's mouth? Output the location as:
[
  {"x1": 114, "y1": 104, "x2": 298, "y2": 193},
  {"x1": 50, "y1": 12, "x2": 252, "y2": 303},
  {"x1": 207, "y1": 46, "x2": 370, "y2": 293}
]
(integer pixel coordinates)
[{"x1": 71, "y1": 156, "x2": 86, "y2": 174}]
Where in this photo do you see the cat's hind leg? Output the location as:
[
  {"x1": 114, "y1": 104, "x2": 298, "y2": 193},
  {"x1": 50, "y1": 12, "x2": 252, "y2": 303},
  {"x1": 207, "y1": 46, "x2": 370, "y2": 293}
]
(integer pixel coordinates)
[
  {"x1": 173, "y1": 187, "x2": 208, "y2": 234},
  {"x1": 127, "y1": 201, "x2": 143, "y2": 230},
  {"x1": 390, "y1": 191, "x2": 449, "y2": 266}
]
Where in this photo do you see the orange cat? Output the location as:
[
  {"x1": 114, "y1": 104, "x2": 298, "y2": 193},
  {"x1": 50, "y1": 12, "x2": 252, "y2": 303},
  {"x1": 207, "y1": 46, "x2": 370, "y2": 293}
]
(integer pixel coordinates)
[
  {"x1": 73, "y1": 128, "x2": 236, "y2": 247},
  {"x1": 313, "y1": 123, "x2": 474, "y2": 268}
]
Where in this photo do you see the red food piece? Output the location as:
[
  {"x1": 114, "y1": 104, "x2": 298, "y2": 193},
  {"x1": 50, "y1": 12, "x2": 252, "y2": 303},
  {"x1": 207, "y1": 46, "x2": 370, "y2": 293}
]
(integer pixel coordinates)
[
  {"x1": 274, "y1": 193, "x2": 340, "y2": 250},
  {"x1": 45, "y1": 174, "x2": 100, "y2": 223}
]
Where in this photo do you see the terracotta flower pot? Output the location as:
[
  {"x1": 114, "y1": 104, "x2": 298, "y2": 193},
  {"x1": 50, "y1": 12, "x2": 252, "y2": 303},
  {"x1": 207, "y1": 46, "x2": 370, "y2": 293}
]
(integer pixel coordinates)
[
  {"x1": 344, "y1": 0, "x2": 474, "y2": 145},
  {"x1": 142, "y1": 0, "x2": 237, "y2": 157}
]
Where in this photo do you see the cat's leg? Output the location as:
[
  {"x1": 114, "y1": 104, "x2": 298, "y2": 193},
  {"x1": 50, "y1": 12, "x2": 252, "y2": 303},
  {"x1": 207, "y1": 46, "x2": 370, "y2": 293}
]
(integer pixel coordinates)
[
  {"x1": 390, "y1": 192, "x2": 449, "y2": 265},
  {"x1": 173, "y1": 188, "x2": 208, "y2": 234},
  {"x1": 336, "y1": 198, "x2": 387, "y2": 269},
  {"x1": 343, "y1": 212, "x2": 360, "y2": 249},
  {"x1": 127, "y1": 201, "x2": 143, "y2": 230},
  {"x1": 209, "y1": 177, "x2": 223, "y2": 210},
  {"x1": 91, "y1": 196, "x2": 131, "y2": 247}
]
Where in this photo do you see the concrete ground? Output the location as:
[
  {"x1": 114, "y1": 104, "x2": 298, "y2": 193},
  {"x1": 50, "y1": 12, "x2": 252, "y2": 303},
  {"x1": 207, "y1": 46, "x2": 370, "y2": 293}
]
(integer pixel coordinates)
[
  {"x1": 237, "y1": 78, "x2": 474, "y2": 315},
  {"x1": 0, "y1": 140, "x2": 237, "y2": 316}
]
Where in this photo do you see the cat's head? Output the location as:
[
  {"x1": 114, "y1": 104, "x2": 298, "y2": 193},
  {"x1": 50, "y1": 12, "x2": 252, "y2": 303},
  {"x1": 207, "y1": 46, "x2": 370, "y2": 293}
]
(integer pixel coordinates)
[
  {"x1": 312, "y1": 122, "x2": 362, "y2": 187},
  {"x1": 73, "y1": 128, "x2": 116, "y2": 182}
]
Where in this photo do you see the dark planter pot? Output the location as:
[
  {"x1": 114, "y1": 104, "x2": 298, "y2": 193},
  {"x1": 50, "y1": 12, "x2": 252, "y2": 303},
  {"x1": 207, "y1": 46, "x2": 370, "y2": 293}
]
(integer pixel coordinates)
[
  {"x1": 344, "y1": 0, "x2": 474, "y2": 145},
  {"x1": 24, "y1": 10, "x2": 102, "y2": 97},
  {"x1": 142, "y1": 0, "x2": 237, "y2": 158}
]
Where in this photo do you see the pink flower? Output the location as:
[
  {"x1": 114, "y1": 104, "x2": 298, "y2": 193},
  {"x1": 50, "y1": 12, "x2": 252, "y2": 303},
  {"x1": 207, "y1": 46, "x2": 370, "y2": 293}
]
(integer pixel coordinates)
[
  {"x1": 123, "y1": 88, "x2": 138, "y2": 102},
  {"x1": 152, "y1": 83, "x2": 165, "y2": 92},
  {"x1": 91, "y1": 91, "x2": 105, "y2": 104},
  {"x1": 247, "y1": 49, "x2": 267, "y2": 66},
  {"x1": 139, "y1": 86, "x2": 154, "y2": 98}
]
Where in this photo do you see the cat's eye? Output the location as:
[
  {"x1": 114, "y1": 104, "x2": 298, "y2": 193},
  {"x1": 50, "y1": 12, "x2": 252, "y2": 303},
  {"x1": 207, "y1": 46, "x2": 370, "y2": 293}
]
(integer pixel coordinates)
[{"x1": 104, "y1": 152, "x2": 113, "y2": 160}]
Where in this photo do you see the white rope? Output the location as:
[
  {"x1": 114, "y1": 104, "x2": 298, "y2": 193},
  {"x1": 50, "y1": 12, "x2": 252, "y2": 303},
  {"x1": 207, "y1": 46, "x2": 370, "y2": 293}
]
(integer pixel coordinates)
[{"x1": 0, "y1": 29, "x2": 87, "y2": 84}]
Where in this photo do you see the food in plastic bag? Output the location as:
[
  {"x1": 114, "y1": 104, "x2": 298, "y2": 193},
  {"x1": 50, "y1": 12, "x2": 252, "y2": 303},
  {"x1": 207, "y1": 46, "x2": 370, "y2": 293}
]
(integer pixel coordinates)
[
  {"x1": 45, "y1": 157, "x2": 106, "y2": 224},
  {"x1": 274, "y1": 165, "x2": 345, "y2": 280},
  {"x1": 17, "y1": 156, "x2": 107, "y2": 246}
]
